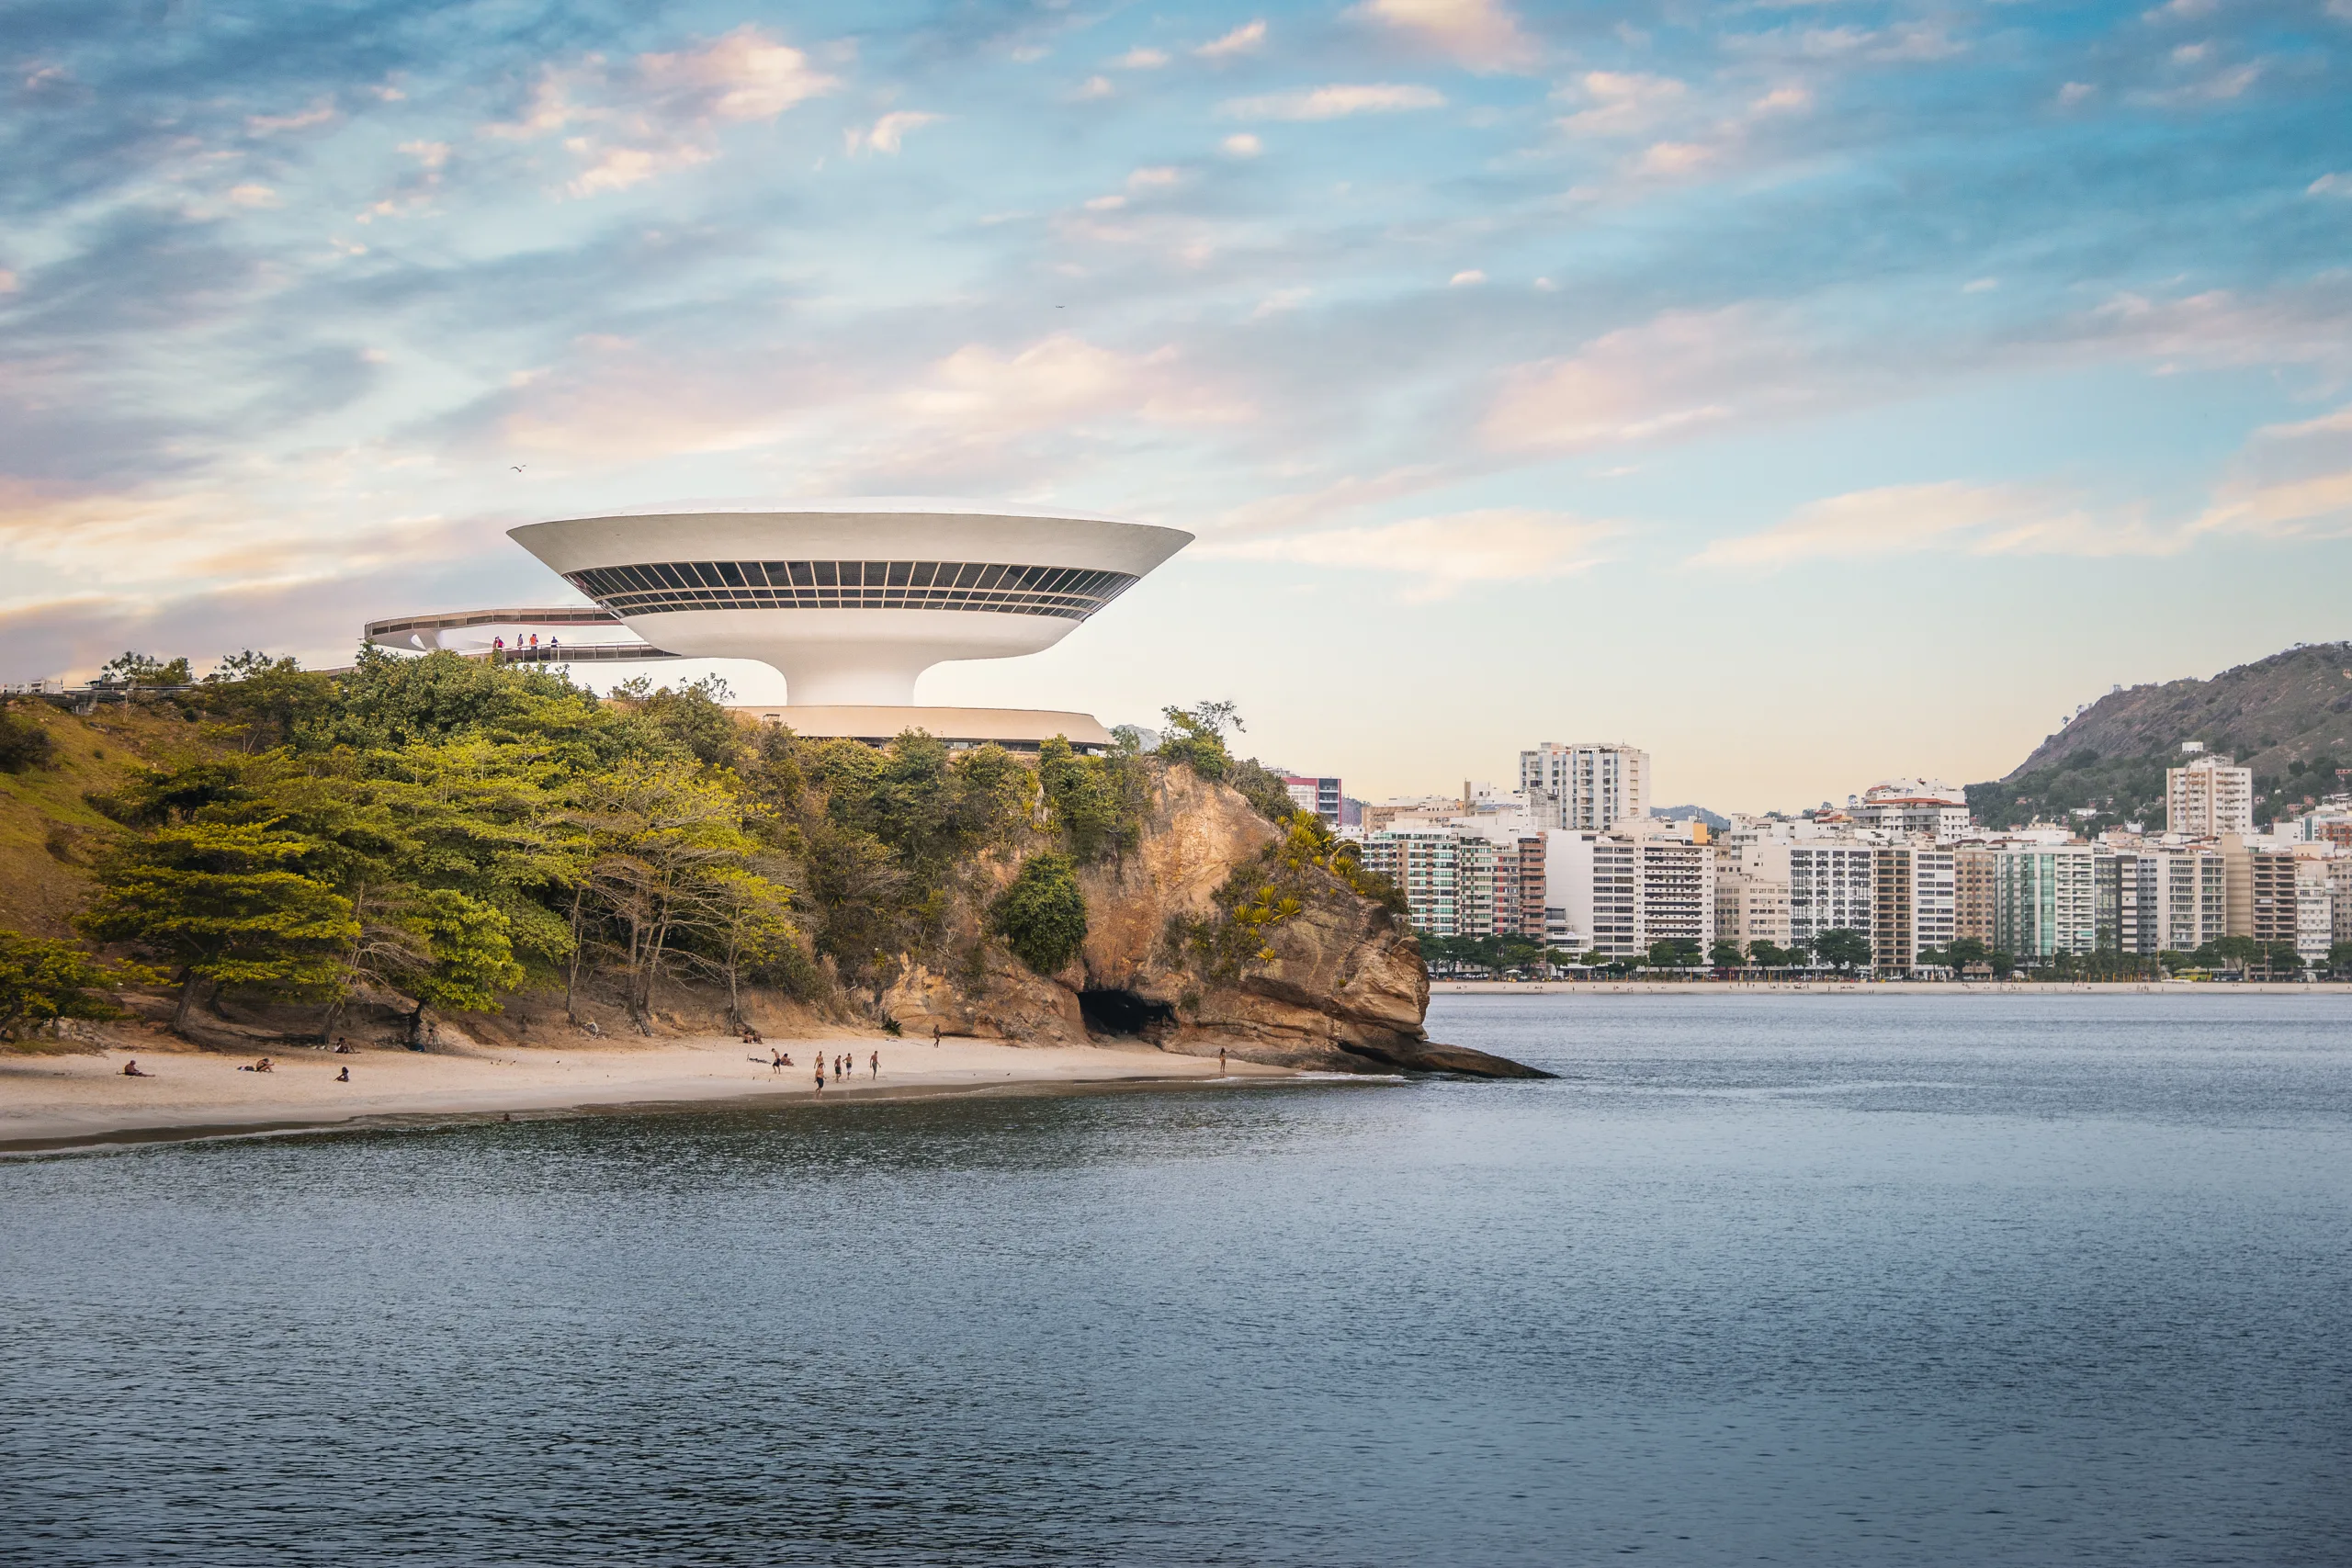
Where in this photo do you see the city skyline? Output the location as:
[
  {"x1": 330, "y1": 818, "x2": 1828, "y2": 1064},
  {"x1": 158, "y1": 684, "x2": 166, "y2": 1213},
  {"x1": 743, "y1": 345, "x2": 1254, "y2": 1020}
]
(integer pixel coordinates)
[{"x1": 5, "y1": 0, "x2": 2351, "y2": 809}]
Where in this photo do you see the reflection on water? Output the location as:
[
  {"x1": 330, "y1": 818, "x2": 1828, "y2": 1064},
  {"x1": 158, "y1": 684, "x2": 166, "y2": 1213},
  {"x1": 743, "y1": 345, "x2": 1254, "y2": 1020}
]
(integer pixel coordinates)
[{"x1": 4, "y1": 995, "x2": 2348, "y2": 1565}]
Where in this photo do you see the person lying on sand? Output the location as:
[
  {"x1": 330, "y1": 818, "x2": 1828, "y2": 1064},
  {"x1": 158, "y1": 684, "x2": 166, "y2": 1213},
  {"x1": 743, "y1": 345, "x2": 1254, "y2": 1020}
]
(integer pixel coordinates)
[
  {"x1": 120, "y1": 1060, "x2": 151, "y2": 1077},
  {"x1": 237, "y1": 1057, "x2": 276, "y2": 1073}
]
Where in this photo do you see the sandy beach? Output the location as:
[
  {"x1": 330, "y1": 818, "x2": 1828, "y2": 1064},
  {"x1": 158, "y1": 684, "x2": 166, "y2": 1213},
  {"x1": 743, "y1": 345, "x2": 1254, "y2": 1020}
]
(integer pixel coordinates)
[{"x1": 0, "y1": 1035, "x2": 1295, "y2": 1154}]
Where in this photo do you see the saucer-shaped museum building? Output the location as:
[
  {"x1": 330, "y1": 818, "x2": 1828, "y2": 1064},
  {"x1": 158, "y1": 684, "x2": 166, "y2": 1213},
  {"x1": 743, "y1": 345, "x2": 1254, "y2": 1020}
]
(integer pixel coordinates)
[{"x1": 368, "y1": 503, "x2": 1191, "y2": 752}]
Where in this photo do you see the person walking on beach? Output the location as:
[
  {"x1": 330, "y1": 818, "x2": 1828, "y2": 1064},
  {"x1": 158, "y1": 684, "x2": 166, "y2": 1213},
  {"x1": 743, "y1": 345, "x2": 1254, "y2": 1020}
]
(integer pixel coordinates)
[
  {"x1": 1218, "y1": 1047, "x2": 1227, "y2": 1077},
  {"x1": 932, "y1": 1022, "x2": 941, "y2": 1048},
  {"x1": 815, "y1": 1059, "x2": 825, "y2": 1094},
  {"x1": 869, "y1": 1050, "x2": 879, "y2": 1079},
  {"x1": 771, "y1": 1049, "x2": 784, "y2": 1074}
]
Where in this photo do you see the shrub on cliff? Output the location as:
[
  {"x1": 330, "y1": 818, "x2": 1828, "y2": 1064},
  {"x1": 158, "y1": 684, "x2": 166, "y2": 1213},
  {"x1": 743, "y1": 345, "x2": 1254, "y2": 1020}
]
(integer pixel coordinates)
[
  {"x1": 0, "y1": 705, "x2": 57, "y2": 773},
  {"x1": 1038, "y1": 734, "x2": 1148, "y2": 862},
  {"x1": 1156, "y1": 702, "x2": 1238, "y2": 783},
  {"x1": 989, "y1": 853, "x2": 1088, "y2": 975}
]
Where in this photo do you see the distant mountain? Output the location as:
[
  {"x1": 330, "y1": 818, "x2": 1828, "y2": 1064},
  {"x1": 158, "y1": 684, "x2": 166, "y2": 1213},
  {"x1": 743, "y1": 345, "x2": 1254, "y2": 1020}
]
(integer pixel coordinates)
[
  {"x1": 1967, "y1": 641, "x2": 2352, "y2": 832},
  {"x1": 1651, "y1": 803, "x2": 1729, "y2": 831}
]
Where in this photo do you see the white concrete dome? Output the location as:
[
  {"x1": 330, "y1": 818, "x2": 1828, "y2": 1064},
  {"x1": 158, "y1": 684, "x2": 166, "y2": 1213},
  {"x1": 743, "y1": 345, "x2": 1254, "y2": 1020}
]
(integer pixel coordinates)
[{"x1": 507, "y1": 504, "x2": 1192, "y2": 706}]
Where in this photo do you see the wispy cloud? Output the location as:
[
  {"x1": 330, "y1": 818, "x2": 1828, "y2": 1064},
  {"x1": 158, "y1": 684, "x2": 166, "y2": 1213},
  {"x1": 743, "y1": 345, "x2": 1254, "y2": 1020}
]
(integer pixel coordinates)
[
  {"x1": 1483, "y1": 306, "x2": 1832, "y2": 453},
  {"x1": 1691, "y1": 481, "x2": 2177, "y2": 567},
  {"x1": 1554, "y1": 72, "x2": 1690, "y2": 138},
  {"x1": 1203, "y1": 509, "x2": 1618, "y2": 599},
  {"x1": 1195, "y1": 20, "x2": 1269, "y2": 61},
  {"x1": 482, "y1": 26, "x2": 839, "y2": 197},
  {"x1": 847, "y1": 111, "x2": 942, "y2": 156},
  {"x1": 1348, "y1": 0, "x2": 1542, "y2": 73},
  {"x1": 2194, "y1": 405, "x2": 2352, "y2": 540},
  {"x1": 1219, "y1": 84, "x2": 1445, "y2": 120}
]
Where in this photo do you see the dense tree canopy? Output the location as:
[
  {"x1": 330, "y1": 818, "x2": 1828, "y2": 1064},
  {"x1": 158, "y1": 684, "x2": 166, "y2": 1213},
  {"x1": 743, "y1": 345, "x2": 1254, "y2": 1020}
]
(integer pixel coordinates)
[{"x1": 17, "y1": 664, "x2": 1413, "y2": 1038}]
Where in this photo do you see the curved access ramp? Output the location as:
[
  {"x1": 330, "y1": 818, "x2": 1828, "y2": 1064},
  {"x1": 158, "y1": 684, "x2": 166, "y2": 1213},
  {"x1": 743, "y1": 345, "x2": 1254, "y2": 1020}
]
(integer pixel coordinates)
[{"x1": 363, "y1": 607, "x2": 679, "y2": 661}]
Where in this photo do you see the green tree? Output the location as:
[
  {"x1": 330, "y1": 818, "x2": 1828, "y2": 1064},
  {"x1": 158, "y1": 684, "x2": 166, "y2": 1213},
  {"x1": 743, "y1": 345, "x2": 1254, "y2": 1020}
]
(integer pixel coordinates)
[
  {"x1": 989, "y1": 853, "x2": 1089, "y2": 975},
  {"x1": 99, "y1": 651, "x2": 192, "y2": 687},
  {"x1": 2198, "y1": 934, "x2": 2262, "y2": 974},
  {"x1": 1747, "y1": 940, "x2": 1793, "y2": 969},
  {"x1": 673, "y1": 865, "x2": 797, "y2": 1032},
  {"x1": 2261, "y1": 942, "x2": 2305, "y2": 978},
  {"x1": 1645, "y1": 937, "x2": 1700, "y2": 969},
  {"x1": 326, "y1": 647, "x2": 637, "y2": 768},
  {"x1": 1709, "y1": 938, "x2": 1747, "y2": 970},
  {"x1": 1158, "y1": 701, "x2": 1239, "y2": 782},
  {"x1": 1814, "y1": 928, "x2": 1874, "y2": 973},
  {"x1": 569, "y1": 757, "x2": 763, "y2": 1031},
  {"x1": 195, "y1": 652, "x2": 338, "y2": 752},
  {"x1": 0, "y1": 931, "x2": 152, "y2": 1041},
  {"x1": 615, "y1": 675, "x2": 746, "y2": 769},
  {"x1": 78, "y1": 820, "x2": 357, "y2": 1031},
  {"x1": 2328, "y1": 940, "x2": 2352, "y2": 978},
  {"x1": 1039, "y1": 734, "x2": 1147, "y2": 862}
]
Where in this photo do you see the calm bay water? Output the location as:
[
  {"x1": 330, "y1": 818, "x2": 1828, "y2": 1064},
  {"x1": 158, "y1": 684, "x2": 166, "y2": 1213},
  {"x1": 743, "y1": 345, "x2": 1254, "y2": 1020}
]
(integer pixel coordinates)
[{"x1": 4, "y1": 993, "x2": 2349, "y2": 1565}]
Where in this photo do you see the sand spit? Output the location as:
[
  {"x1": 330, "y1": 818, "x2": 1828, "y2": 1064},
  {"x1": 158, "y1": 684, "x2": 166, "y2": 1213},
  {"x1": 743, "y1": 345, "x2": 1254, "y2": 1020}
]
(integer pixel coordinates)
[{"x1": 0, "y1": 1035, "x2": 1302, "y2": 1155}]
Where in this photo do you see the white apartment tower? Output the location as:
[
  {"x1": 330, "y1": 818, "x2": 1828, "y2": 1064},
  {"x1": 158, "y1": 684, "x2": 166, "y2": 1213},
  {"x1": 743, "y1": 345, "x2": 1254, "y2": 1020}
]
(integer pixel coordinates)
[
  {"x1": 1520, "y1": 742, "x2": 1651, "y2": 832},
  {"x1": 1542, "y1": 824, "x2": 1715, "y2": 959},
  {"x1": 1745, "y1": 842, "x2": 1877, "y2": 949},
  {"x1": 2166, "y1": 754, "x2": 2254, "y2": 837}
]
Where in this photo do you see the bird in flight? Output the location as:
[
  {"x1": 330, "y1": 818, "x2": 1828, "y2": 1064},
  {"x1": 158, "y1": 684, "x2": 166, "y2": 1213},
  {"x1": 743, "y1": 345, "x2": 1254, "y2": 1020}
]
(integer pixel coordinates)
[{"x1": 511, "y1": 464, "x2": 526, "y2": 472}]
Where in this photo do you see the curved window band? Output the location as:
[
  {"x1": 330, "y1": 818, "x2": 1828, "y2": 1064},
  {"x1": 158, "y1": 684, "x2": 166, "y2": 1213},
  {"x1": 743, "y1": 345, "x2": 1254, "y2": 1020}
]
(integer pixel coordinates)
[{"x1": 563, "y1": 560, "x2": 1140, "y2": 622}]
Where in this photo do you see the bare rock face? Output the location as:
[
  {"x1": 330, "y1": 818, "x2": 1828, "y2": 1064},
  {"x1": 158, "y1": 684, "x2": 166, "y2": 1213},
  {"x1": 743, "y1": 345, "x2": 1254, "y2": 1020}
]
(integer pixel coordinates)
[
  {"x1": 881, "y1": 762, "x2": 1546, "y2": 1078},
  {"x1": 881, "y1": 953, "x2": 1091, "y2": 1046}
]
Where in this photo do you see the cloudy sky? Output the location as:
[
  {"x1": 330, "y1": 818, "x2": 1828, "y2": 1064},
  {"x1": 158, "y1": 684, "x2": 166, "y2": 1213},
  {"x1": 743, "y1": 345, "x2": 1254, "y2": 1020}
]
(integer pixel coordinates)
[{"x1": 4, "y1": 0, "x2": 2349, "y2": 808}]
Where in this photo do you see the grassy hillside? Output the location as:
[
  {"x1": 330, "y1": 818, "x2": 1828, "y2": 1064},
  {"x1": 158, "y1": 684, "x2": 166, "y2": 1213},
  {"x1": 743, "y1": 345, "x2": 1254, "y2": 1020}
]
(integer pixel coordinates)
[
  {"x1": 0, "y1": 701, "x2": 207, "y2": 936},
  {"x1": 1968, "y1": 642, "x2": 2352, "y2": 832}
]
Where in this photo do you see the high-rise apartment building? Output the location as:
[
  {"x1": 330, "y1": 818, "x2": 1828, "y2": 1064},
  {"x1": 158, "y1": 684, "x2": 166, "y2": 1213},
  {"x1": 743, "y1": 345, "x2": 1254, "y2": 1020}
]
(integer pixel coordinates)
[
  {"x1": 2295, "y1": 866, "x2": 2335, "y2": 964},
  {"x1": 1361, "y1": 825, "x2": 1507, "y2": 939},
  {"x1": 1539, "y1": 824, "x2": 1712, "y2": 958},
  {"x1": 2095, "y1": 848, "x2": 2142, "y2": 954},
  {"x1": 1498, "y1": 835, "x2": 1549, "y2": 942},
  {"x1": 2167, "y1": 755, "x2": 2255, "y2": 836},
  {"x1": 1872, "y1": 844, "x2": 1956, "y2": 971},
  {"x1": 1543, "y1": 830, "x2": 1639, "y2": 958},
  {"x1": 1993, "y1": 844, "x2": 2099, "y2": 959},
  {"x1": 1361, "y1": 829, "x2": 1463, "y2": 937},
  {"x1": 1629, "y1": 830, "x2": 1714, "y2": 954},
  {"x1": 1751, "y1": 843, "x2": 1877, "y2": 950},
  {"x1": 2142, "y1": 845, "x2": 2229, "y2": 953},
  {"x1": 1282, "y1": 775, "x2": 1343, "y2": 829},
  {"x1": 1715, "y1": 868, "x2": 1792, "y2": 951},
  {"x1": 2084, "y1": 843, "x2": 2227, "y2": 954},
  {"x1": 1519, "y1": 742, "x2": 1650, "y2": 832},
  {"x1": 1852, "y1": 780, "x2": 1973, "y2": 840},
  {"x1": 2220, "y1": 834, "x2": 2300, "y2": 947},
  {"x1": 1953, "y1": 847, "x2": 1998, "y2": 944}
]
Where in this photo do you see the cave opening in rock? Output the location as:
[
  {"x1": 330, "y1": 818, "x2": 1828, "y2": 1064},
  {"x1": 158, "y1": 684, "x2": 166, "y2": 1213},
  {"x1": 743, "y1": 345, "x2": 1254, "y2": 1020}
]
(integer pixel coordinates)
[{"x1": 1079, "y1": 988, "x2": 1175, "y2": 1038}]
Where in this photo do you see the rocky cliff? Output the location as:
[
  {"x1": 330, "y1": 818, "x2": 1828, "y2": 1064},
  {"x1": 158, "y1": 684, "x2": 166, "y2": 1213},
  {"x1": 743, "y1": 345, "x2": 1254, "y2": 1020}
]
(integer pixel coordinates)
[{"x1": 883, "y1": 763, "x2": 1547, "y2": 1078}]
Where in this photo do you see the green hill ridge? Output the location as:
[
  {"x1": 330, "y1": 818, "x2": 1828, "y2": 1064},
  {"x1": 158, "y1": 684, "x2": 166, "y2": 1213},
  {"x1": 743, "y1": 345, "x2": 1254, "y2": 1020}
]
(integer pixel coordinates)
[{"x1": 1967, "y1": 640, "x2": 2352, "y2": 833}]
